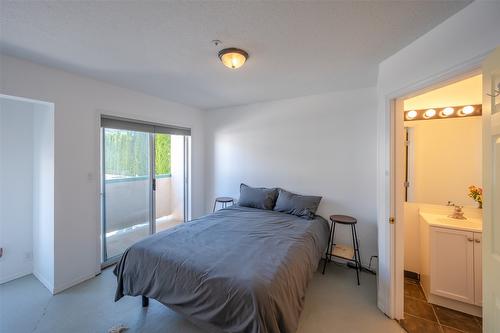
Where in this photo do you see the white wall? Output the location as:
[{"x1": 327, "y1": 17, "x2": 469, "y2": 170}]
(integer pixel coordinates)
[
  {"x1": 171, "y1": 135, "x2": 186, "y2": 221},
  {"x1": 0, "y1": 98, "x2": 34, "y2": 283},
  {"x1": 403, "y1": 202, "x2": 421, "y2": 273},
  {"x1": 376, "y1": 0, "x2": 500, "y2": 315},
  {"x1": 377, "y1": 2, "x2": 500, "y2": 96},
  {"x1": 404, "y1": 75, "x2": 482, "y2": 110},
  {"x1": 0, "y1": 54, "x2": 205, "y2": 293},
  {"x1": 32, "y1": 102, "x2": 55, "y2": 291},
  {"x1": 205, "y1": 87, "x2": 378, "y2": 266}
]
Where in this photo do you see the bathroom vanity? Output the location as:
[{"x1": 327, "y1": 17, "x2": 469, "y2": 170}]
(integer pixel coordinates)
[{"x1": 419, "y1": 212, "x2": 482, "y2": 317}]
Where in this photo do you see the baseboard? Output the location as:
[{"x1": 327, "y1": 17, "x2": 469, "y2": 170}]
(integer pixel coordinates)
[
  {"x1": 33, "y1": 269, "x2": 54, "y2": 294},
  {"x1": 0, "y1": 269, "x2": 33, "y2": 285},
  {"x1": 428, "y1": 293, "x2": 482, "y2": 317},
  {"x1": 52, "y1": 271, "x2": 99, "y2": 294},
  {"x1": 346, "y1": 261, "x2": 376, "y2": 275},
  {"x1": 404, "y1": 270, "x2": 420, "y2": 281}
]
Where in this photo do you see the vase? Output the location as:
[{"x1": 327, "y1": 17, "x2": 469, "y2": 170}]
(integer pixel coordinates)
[{"x1": 478, "y1": 202, "x2": 483, "y2": 209}]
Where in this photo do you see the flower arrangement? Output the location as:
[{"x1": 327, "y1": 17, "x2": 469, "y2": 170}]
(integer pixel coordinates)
[{"x1": 468, "y1": 185, "x2": 483, "y2": 209}]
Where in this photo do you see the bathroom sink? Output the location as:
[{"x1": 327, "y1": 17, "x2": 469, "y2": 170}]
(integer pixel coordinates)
[
  {"x1": 437, "y1": 216, "x2": 467, "y2": 223},
  {"x1": 420, "y1": 212, "x2": 482, "y2": 232}
]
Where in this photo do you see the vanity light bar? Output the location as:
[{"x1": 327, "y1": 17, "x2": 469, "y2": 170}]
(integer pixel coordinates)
[{"x1": 404, "y1": 104, "x2": 482, "y2": 121}]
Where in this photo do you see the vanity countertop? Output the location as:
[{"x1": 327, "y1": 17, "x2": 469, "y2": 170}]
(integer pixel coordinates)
[{"x1": 419, "y1": 212, "x2": 482, "y2": 233}]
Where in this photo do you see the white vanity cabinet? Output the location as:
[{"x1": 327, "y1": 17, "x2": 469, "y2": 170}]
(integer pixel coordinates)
[
  {"x1": 430, "y1": 227, "x2": 479, "y2": 304},
  {"x1": 419, "y1": 213, "x2": 482, "y2": 316}
]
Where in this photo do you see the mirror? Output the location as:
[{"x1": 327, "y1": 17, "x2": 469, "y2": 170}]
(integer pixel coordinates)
[
  {"x1": 404, "y1": 116, "x2": 482, "y2": 207},
  {"x1": 403, "y1": 74, "x2": 483, "y2": 208}
]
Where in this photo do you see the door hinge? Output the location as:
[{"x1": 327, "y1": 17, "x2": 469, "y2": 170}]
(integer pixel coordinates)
[
  {"x1": 404, "y1": 181, "x2": 410, "y2": 188},
  {"x1": 389, "y1": 217, "x2": 395, "y2": 224},
  {"x1": 152, "y1": 178, "x2": 156, "y2": 191}
]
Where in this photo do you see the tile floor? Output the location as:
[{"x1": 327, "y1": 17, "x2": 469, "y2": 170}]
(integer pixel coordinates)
[{"x1": 400, "y1": 277, "x2": 482, "y2": 333}]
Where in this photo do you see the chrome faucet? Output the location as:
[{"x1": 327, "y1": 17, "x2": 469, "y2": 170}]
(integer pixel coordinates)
[{"x1": 447, "y1": 201, "x2": 466, "y2": 220}]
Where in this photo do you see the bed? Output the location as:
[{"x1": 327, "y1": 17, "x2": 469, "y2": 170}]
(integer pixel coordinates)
[{"x1": 114, "y1": 204, "x2": 329, "y2": 333}]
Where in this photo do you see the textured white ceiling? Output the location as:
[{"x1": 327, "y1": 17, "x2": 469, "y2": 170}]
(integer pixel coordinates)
[{"x1": 0, "y1": 1, "x2": 471, "y2": 110}]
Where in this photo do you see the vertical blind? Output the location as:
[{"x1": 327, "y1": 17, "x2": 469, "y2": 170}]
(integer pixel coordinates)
[{"x1": 101, "y1": 115, "x2": 191, "y2": 136}]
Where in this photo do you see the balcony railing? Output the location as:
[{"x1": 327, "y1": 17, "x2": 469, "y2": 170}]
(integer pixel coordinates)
[{"x1": 104, "y1": 174, "x2": 173, "y2": 233}]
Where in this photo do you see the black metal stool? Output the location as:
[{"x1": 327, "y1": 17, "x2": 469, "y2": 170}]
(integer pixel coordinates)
[
  {"x1": 213, "y1": 197, "x2": 234, "y2": 212},
  {"x1": 322, "y1": 214, "x2": 362, "y2": 285}
]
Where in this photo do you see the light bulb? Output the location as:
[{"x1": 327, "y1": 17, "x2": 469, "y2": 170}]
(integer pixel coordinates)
[
  {"x1": 406, "y1": 110, "x2": 417, "y2": 120},
  {"x1": 441, "y1": 107, "x2": 454, "y2": 116},
  {"x1": 462, "y1": 105, "x2": 474, "y2": 115},
  {"x1": 424, "y1": 109, "x2": 436, "y2": 118}
]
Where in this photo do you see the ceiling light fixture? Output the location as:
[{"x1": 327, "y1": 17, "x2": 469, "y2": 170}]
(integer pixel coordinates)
[{"x1": 218, "y1": 48, "x2": 249, "y2": 69}]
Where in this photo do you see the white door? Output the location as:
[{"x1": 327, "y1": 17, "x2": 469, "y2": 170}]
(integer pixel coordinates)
[
  {"x1": 430, "y1": 227, "x2": 475, "y2": 304},
  {"x1": 482, "y1": 47, "x2": 500, "y2": 332},
  {"x1": 474, "y1": 232, "x2": 482, "y2": 306}
]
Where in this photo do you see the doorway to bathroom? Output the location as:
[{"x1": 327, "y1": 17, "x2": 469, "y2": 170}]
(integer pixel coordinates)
[
  {"x1": 379, "y1": 47, "x2": 500, "y2": 333},
  {"x1": 394, "y1": 74, "x2": 484, "y2": 332}
]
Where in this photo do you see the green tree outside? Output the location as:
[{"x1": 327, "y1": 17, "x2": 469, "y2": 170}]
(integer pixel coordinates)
[
  {"x1": 155, "y1": 133, "x2": 171, "y2": 176},
  {"x1": 104, "y1": 129, "x2": 171, "y2": 177}
]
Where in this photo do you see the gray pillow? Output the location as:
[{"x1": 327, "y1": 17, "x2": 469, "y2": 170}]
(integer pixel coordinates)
[
  {"x1": 273, "y1": 189, "x2": 322, "y2": 219},
  {"x1": 238, "y1": 183, "x2": 278, "y2": 210}
]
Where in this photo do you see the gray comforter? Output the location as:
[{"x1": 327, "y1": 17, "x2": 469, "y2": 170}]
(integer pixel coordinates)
[{"x1": 114, "y1": 205, "x2": 329, "y2": 333}]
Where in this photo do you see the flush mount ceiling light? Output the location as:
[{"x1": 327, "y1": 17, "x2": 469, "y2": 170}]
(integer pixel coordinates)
[
  {"x1": 218, "y1": 48, "x2": 249, "y2": 69},
  {"x1": 404, "y1": 104, "x2": 482, "y2": 121}
]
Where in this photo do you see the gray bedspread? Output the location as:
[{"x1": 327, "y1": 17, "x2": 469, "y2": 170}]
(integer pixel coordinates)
[{"x1": 114, "y1": 205, "x2": 329, "y2": 333}]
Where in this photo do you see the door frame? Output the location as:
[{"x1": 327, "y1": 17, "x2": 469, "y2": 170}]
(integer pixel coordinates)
[
  {"x1": 149, "y1": 132, "x2": 157, "y2": 236},
  {"x1": 97, "y1": 113, "x2": 192, "y2": 268},
  {"x1": 481, "y1": 47, "x2": 500, "y2": 332},
  {"x1": 99, "y1": 127, "x2": 156, "y2": 266},
  {"x1": 377, "y1": 54, "x2": 486, "y2": 319}
]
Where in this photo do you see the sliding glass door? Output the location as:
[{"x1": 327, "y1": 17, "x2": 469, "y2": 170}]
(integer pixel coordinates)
[
  {"x1": 100, "y1": 117, "x2": 190, "y2": 264},
  {"x1": 154, "y1": 134, "x2": 188, "y2": 232}
]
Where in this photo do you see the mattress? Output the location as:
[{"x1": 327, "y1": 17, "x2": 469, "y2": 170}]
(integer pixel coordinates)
[{"x1": 114, "y1": 205, "x2": 329, "y2": 333}]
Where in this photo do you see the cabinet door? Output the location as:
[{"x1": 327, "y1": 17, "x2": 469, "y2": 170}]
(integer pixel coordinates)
[
  {"x1": 474, "y1": 233, "x2": 482, "y2": 306},
  {"x1": 430, "y1": 227, "x2": 475, "y2": 304}
]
